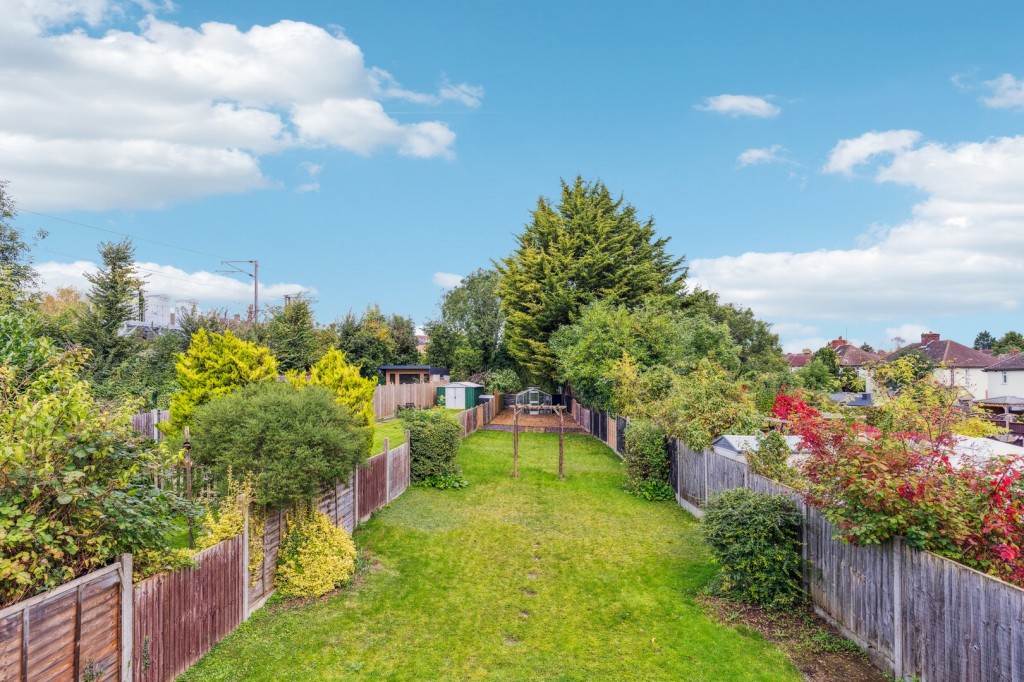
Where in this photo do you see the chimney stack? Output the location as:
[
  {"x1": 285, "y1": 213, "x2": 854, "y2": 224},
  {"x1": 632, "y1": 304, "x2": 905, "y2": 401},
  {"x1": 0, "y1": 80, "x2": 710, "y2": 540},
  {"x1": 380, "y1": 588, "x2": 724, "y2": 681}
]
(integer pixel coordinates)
[
  {"x1": 921, "y1": 332, "x2": 940, "y2": 344},
  {"x1": 829, "y1": 336, "x2": 847, "y2": 350}
]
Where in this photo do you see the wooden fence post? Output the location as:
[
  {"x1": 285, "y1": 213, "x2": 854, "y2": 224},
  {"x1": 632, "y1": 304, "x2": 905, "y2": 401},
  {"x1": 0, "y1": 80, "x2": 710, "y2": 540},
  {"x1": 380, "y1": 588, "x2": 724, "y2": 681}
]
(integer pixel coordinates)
[
  {"x1": 241, "y1": 500, "x2": 250, "y2": 622},
  {"x1": 702, "y1": 448, "x2": 710, "y2": 505},
  {"x1": 384, "y1": 438, "x2": 391, "y2": 502},
  {"x1": 119, "y1": 553, "x2": 133, "y2": 682}
]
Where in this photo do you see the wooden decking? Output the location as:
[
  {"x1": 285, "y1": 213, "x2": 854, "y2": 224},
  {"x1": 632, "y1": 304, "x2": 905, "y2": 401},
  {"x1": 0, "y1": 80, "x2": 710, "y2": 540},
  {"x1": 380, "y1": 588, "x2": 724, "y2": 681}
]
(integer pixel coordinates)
[{"x1": 484, "y1": 408, "x2": 586, "y2": 433}]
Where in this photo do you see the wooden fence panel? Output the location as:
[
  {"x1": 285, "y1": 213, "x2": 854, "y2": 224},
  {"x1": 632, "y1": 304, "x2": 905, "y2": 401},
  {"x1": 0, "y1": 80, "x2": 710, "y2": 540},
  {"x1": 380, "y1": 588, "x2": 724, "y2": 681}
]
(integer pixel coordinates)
[
  {"x1": 0, "y1": 560, "x2": 127, "y2": 682},
  {"x1": 130, "y1": 410, "x2": 170, "y2": 442},
  {"x1": 387, "y1": 443, "x2": 411, "y2": 503},
  {"x1": 132, "y1": 536, "x2": 243, "y2": 682},
  {"x1": 248, "y1": 510, "x2": 284, "y2": 612},
  {"x1": 675, "y1": 441, "x2": 705, "y2": 505},
  {"x1": 357, "y1": 452, "x2": 388, "y2": 521},
  {"x1": 372, "y1": 382, "x2": 441, "y2": 421},
  {"x1": 705, "y1": 450, "x2": 746, "y2": 497}
]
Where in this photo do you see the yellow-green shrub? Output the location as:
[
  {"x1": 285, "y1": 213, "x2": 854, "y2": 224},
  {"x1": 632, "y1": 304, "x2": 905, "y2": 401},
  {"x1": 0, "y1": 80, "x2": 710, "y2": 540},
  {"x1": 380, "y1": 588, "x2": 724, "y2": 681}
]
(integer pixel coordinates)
[
  {"x1": 195, "y1": 473, "x2": 264, "y2": 585},
  {"x1": 275, "y1": 505, "x2": 356, "y2": 599}
]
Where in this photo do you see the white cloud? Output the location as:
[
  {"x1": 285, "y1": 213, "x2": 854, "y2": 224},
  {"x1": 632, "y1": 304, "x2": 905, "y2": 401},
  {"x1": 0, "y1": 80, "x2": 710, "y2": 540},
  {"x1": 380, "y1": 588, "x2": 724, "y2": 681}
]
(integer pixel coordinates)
[
  {"x1": 432, "y1": 271, "x2": 463, "y2": 288},
  {"x1": 0, "y1": 1, "x2": 481, "y2": 210},
  {"x1": 36, "y1": 259, "x2": 313, "y2": 303},
  {"x1": 737, "y1": 144, "x2": 788, "y2": 167},
  {"x1": 295, "y1": 183, "x2": 320, "y2": 193},
  {"x1": 823, "y1": 130, "x2": 922, "y2": 175},
  {"x1": 691, "y1": 132, "x2": 1024, "y2": 327},
  {"x1": 695, "y1": 94, "x2": 780, "y2": 118},
  {"x1": 981, "y1": 73, "x2": 1024, "y2": 111}
]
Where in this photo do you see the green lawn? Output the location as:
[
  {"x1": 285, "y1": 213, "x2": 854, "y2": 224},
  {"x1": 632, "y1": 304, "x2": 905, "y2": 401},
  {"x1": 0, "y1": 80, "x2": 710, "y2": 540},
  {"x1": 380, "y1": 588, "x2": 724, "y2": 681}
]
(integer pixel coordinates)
[
  {"x1": 371, "y1": 418, "x2": 409, "y2": 454},
  {"x1": 180, "y1": 431, "x2": 800, "y2": 682}
]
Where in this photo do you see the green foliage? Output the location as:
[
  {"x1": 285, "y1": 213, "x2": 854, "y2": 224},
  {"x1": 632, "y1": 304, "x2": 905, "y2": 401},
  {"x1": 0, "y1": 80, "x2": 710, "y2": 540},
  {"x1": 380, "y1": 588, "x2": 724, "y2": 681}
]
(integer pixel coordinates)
[
  {"x1": 496, "y1": 176, "x2": 686, "y2": 386},
  {"x1": 878, "y1": 349, "x2": 935, "y2": 390},
  {"x1": 993, "y1": 330, "x2": 1024, "y2": 355},
  {"x1": 195, "y1": 473, "x2": 265, "y2": 585},
  {"x1": 77, "y1": 238, "x2": 145, "y2": 380},
  {"x1": 34, "y1": 287, "x2": 88, "y2": 347},
  {"x1": 275, "y1": 503, "x2": 356, "y2": 599},
  {"x1": 796, "y1": 357, "x2": 840, "y2": 393},
  {"x1": 429, "y1": 268, "x2": 507, "y2": 374},
  {"x1": 334, "y1": 304, "x2": 420, "y2": 380},
  {"x1": 191, "y1": 382, "x2": 369, "y2": 509},
  {"x1": 651, "y1": 359, "x2": 762, "y2": 450},
  {"x1": 746, "y1": 431, "x2": 799, "y2": 486},
  {"x1": 746, "y1": 370, "x2": 800, "y2": 414},
  {"x1": 838, "y1": 366, "x2": 866, "y2": 393},
  {"x1": 401, "y1": 409, "x2": 463, "y2": 483},
  {"x1": 265, "y1": 297, "x2": 329, "y2": 372},
  {"x1": 484, "y1": 367, "x2": 522, "y2": 394},
  {"x1": 683, "y1": 288, "x2": 789, "y2": 377},
  {"x1": 973, "y1": 331, "x2": 995, "y2": 351},
  {"x1": 0, "y1": 181, "x2": 43, "y2": 311},
  {"x1": 0, "y1": 314, "x2": 192, "y2": 607},
  {"x1": 622, "y1": 420, "x2": 673, "y2": 500},
  {"x1": 167, "y1": 328, "x2": 279, "y2": 434},
  {"x1": 702, "y1": 489, "x2": 805, "y2": 609},
  {"x1": 287, "y1": 348, "x2": 376, "y2": 429},
  {"x1": 451, "y1": 345, "x2": 484, "y2": 381},
  {"x1": 94, "y1": 330, "x2": 188, "y2": 409}
]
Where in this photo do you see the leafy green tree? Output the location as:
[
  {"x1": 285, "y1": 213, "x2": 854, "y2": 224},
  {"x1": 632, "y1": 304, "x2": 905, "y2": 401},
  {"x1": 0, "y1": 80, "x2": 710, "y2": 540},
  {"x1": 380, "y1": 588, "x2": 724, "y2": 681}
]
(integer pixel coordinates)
[
  {"x1": 973, "y1": 331, "x2": 995, "y2": 351},
  {"x1": 167, "y1": 328, "x2": 279, "y2": 434},
  {"x1": 859, "y1": 342, "x2": 875, "y2": 353},
  {"x1": 95, "y1": 330, "x2": 188, "y2": 409},
  {"x1": 191, "y1": 382, "x2": 368, "y2": 509},
  {"x1": 0, "y1": 181, "x2": 43, "y2": 311},
  {"x1": 796, "y1": 357, "x2": 840, "y2": 393},
  {"x1": 77, "y1": 239, "x2": 145, "y2": 379},
  {"x1": 683, "y1": 288, "x2": 788, "y2": 376},
  {"x1": 423, "y1": 319, "x2": 464, "y2": 371},
  {"x1": 334, "y1": 304, "x2": 419, "y2": 381},
  {"x1": 287, "y1": 348, "x2": 376, "y2": 430},
  {"x1": 431, "y1": 268, "x2": 506, "y2": 373},
  {"x1": 1, "y1": 314, "x2": 191, "y2": 606},
  {"x1": 993, "y1": 331, "x2": 1024, "y2": 355},
  {"x1": 485, "y1": 368, "x2": 522, "y2": 394},
  {"x1": 265, "y1": 297, "x2": 328, "y2": 372},
  {"x1": 451, "y1": 345, "x2": 484, "y2": 381},
  {"x1": 35, "y1": 287, "x2": 88, "y2": 346},
  {"x1": 496, "y1": 176, "x2": 686, "y2": 385}
]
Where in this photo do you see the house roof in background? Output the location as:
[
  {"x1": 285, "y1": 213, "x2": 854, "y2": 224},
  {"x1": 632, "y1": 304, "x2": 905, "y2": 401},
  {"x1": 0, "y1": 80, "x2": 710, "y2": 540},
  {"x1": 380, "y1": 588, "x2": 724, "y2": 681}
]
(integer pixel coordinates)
[
  {"x1": 983, "y1": 353, "x2": 1024, "y2": 372},
  {"x1": 885, "y1": 334, "x2": 995, "y2": 369},
  {"x1": 785, "y1": 352, "x2": 813, "y2": 369},
  {"x1": 835, "y1": 344, "x2": 882, "y2": 367}
]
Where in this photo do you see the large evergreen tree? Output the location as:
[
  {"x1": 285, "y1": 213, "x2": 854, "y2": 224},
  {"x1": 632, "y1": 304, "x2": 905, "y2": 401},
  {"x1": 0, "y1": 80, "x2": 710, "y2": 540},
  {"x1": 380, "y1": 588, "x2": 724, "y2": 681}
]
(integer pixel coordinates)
[
  {"x1": 333, "y1": 304, "x2": 420, "y2": 381},
  {"x1": 265, "y1": 297, "x2": 327, "y2": 372},
  {"x1": 78, "y1": 239, "x2": 145, "y2": 379},
  {"x1": 496, "y1": 177, "x2": 686, "y2": 385},
  {"x1": 0, "y1": 181, "x2": 42, "y2": 310}
]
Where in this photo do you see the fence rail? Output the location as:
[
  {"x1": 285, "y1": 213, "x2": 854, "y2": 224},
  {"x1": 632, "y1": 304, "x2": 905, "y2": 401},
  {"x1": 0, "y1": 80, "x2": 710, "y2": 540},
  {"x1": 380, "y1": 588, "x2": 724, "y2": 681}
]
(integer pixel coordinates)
[
  {"x1": 572, "y1": 398, "x2": 1024, "y2": 682},
  {"x1": 456, "y1": 400, "x2": 496, "y2": 437}
]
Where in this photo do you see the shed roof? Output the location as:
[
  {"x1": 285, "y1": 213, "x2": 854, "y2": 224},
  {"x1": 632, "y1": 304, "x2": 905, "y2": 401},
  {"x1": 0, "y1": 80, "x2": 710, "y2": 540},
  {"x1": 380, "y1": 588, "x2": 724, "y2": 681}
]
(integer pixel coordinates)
[
  {"x1": 712, "y1": 434, "x2": 804, "y2": 454},
  {"x1": 445, "y1": 381, "x2": 485, "y2": 388}
]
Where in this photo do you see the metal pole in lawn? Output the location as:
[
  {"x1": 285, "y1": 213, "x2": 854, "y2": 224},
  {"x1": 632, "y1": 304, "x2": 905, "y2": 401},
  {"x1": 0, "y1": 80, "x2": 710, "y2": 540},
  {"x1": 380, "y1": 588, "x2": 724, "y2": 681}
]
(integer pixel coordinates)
[
  {"x1": 558, "y1": 407, "x2": 564, "y2": 480},
  {"x1": 513, "y1": 406, "x2": 519, "y2": 479}
]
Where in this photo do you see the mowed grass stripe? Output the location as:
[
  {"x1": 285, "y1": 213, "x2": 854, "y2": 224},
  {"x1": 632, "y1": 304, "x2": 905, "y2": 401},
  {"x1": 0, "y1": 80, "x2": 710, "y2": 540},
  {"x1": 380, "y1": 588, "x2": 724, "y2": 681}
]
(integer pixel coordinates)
[{"x1": 180, "y1": 430, "x2": 800, "y2": 682}]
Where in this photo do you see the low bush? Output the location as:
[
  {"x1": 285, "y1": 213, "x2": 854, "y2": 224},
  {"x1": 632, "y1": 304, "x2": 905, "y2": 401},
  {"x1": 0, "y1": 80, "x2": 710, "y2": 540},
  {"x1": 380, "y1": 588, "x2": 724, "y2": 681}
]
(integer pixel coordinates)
[
  {"x1": 702, "y1": 488, "x2": 805, "y2": 609},
  {"x1": 401, "y1": 409, "x2": 463, "y2": 484},
  {"x1": 195, "y1": 473, "x2": 265, "y2": 585},
  {"x1": 485, "y1": 368, "x2": 522, "y2": 394},
  {"x1": 623, "y1": 420, "x2": 673, "y2": 500},
  {"x1": 275, "y1": 504, "x2": 356, "y2": 599}
]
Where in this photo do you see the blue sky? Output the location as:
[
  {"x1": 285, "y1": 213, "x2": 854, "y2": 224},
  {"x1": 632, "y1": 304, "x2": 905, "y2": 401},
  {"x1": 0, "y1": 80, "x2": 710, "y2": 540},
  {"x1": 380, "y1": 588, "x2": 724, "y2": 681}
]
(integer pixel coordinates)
[{"x1": 4, "y1": 1, "x2": 1024, "y2": 352}]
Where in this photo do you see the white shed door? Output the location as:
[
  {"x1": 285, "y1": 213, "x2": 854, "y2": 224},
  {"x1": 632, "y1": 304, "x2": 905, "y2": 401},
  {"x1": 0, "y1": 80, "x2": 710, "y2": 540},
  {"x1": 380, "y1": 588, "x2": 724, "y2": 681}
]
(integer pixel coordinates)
[{"x1": 449, "y1": 387, "x2": 465, "y2": 410}]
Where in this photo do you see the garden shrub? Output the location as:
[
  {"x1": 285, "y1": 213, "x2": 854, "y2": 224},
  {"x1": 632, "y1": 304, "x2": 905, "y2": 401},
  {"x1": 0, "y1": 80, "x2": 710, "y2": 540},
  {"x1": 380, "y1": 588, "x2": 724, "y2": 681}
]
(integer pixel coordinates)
[
  {"x1": 286, "y1": 348, "x2": 376, "y2": 429},
  {"x1": 195, "y1": 472, "x2": 265, "y2": 585},
  {"x1": 275, "y1": 504, "x2": 356, "y2": 599},
  {"x1": 623, "y1": 420, "x2": 673, "y2": 500},
  {"x1": 702, "y1": 488, "x2": 805, "y2": 609},
  {"x1": 191, "y1": 381, "x2": 370, "y2": 509},
  {"x1": 485, "y1": 367, "x2": 522, "y2": 394},
  {"x1": 400, "y1": 409, "x2": 464, "y2": 485},
  {"x1": 0, "y1": 314, "x2": 194, "y2": 606},
  {"x1": 746, "y1": 431, "x2": 799, "y2": 486}
]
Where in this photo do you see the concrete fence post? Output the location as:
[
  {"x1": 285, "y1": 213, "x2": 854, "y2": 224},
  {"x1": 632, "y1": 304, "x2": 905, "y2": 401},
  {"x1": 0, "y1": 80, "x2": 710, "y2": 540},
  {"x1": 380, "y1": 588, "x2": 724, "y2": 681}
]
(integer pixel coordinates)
[{"x1": 119, "y1": 553, "x2": 133, "y2": 682}]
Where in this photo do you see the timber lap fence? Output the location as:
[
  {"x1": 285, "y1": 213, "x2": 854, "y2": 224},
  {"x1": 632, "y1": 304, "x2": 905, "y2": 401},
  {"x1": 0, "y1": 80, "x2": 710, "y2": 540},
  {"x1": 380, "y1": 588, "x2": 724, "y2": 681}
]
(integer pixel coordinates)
[
  {"x1": 456, "y1": 399, "x2": 497, "y2": 438},
  {"x1": 571, "y1": 401, "x2": 1024, "y2": 682},
  {"x1": 0, "y1": 437, "x2": 411, "y2": 682},
  {"x1": 372, "y1": 381, "x2": 444, "y2": 420}
]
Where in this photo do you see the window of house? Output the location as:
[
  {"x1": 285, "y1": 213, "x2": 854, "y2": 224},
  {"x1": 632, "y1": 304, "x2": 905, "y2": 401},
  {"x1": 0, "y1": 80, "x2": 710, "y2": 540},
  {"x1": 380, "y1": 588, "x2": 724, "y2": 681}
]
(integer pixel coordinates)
[
  {"x1": 390, "y1": 373, "x2": 396, "y2": 383},
  {"x1": 1003, "y1": 372, "x2": 1009, "y2": 385}
]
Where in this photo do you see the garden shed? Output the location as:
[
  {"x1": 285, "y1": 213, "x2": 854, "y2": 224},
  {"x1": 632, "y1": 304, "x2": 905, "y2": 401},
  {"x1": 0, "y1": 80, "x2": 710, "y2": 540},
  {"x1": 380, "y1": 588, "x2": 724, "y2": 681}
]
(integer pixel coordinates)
[{"x1": 437, "y1": 382, "x2": 487, "y2": 410}]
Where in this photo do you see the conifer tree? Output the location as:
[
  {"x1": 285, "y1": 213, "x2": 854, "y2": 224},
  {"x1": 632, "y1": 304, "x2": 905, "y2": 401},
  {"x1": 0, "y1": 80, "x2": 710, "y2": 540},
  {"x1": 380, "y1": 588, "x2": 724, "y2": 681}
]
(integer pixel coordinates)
[
  {"x1": 266, "y1": 297, "x2": 324, "y2": 372},
  {"x1": 496, "y1": 176, "x2": 686, "y2": 385},
  {"x1": 168, "y1": 329, "x2": 279, "y2": 433},
  {"x1": 286, "y1": 348, "x2": 376, "y2": 429},
  {"x1": 78, "y1": 239, "x2": 145, "y2": 379}
]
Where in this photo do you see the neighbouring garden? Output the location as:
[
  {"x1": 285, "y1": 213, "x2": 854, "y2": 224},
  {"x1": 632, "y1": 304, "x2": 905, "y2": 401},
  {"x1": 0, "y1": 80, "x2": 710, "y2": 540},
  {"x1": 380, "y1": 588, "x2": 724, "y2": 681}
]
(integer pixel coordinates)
[{"x1": 180, "y1": 430, "x2": 803, "y2": 682}]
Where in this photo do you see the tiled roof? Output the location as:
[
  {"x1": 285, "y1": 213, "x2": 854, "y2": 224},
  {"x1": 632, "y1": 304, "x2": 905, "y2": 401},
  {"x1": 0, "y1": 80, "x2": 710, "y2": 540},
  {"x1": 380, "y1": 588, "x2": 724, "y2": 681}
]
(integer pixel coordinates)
[
  {"x1": 785, "y1": 352, "x2": 813, "y2": 368},
  {"x1": 983, "y1": 353, "x2": 1024, "y2": 372},
  {"x1": 885, "y1": 338, "x2": 995, "y2": 369},
  {"x1": 834, "y1": 344, "x2": 882, "y2": 367}
]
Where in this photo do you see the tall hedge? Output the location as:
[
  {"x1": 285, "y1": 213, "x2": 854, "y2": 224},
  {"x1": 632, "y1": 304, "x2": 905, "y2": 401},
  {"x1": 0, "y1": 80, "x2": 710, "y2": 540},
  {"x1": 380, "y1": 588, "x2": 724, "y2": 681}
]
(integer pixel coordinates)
[
  {"x1": 401, "y1": 409, "x2": 463, "y2": 483},
  {"x1": 622, "y1": 419, "x2": 673, "y2": 500}
]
